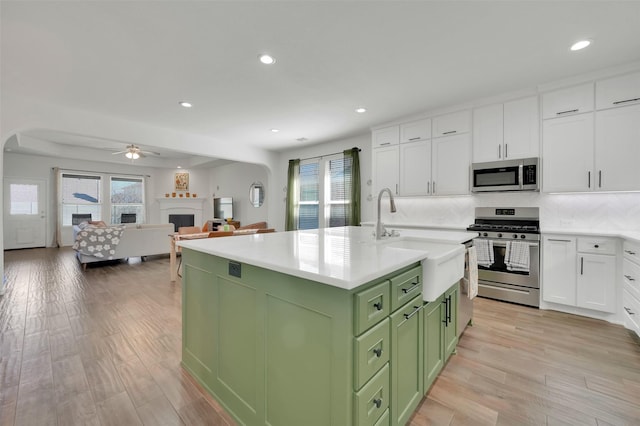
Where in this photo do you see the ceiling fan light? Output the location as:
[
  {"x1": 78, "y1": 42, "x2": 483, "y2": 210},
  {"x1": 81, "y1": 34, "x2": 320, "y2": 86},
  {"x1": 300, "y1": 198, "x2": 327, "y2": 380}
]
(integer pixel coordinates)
[
  {"x1": 132, "y1": 152, "x2": 140, "y2": 160},
  {"x1": 125, "y1": 152, "x2": 134, "y2": 159}
]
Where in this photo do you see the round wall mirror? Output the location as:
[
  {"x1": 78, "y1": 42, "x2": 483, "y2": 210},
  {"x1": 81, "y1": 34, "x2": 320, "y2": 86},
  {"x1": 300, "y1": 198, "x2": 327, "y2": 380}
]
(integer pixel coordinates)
[{"x1": 249, "y1": 182, "x2": 265, "y2": 207}]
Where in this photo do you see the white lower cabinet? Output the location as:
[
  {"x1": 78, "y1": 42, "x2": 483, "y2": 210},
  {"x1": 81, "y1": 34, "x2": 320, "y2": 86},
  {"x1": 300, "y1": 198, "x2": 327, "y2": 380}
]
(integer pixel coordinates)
[
  {"x1": 543, "y1": 235, "x2": 617, "y2": 313},
  {"x1": 622, "y1": 240, "x2": 640, "y2": 336}
]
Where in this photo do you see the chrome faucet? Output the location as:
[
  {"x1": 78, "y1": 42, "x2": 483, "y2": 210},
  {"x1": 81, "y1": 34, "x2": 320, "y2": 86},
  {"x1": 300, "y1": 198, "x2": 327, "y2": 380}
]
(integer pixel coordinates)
[{"x1": 375, "y1": 188, "x2": 397, "y2": 240}]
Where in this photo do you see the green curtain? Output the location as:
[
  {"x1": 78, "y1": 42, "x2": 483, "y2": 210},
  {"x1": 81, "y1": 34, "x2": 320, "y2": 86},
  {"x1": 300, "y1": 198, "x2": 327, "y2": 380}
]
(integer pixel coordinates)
[
  {"x1": 344, "y1": 147, "x2": 361, "y2": 226},
  {"x1": 285, "y1": 159, "x2": 300, "y2": 231}
]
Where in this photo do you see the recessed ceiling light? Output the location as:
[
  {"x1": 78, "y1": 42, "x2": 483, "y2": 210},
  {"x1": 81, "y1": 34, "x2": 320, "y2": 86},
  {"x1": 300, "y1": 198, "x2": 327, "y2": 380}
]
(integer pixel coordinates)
[
  {"x1": 270, "y1": 128, "x2": 280, "y2": 133},
  {"x1": 177, "y1": 166, "x2": 182, "y2": 169},
  {"x1": 355, "y1": 107, "x2": 367, "y2": 113},
  {"x1": 259, "y1": 54, "x2": 276, "y2": 65},
  {"x1": 179, "y1": 101, "x2": 192, "y2": 108},
  {"x1": 570, "y1": 40, "x2": 591, "y2": 51}
]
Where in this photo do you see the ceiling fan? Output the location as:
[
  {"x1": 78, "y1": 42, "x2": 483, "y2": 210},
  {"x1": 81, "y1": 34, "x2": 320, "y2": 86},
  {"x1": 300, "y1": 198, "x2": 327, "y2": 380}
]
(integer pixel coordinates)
[{"x1": 111, "y1": 144, "x2": 160, "y2": 160}]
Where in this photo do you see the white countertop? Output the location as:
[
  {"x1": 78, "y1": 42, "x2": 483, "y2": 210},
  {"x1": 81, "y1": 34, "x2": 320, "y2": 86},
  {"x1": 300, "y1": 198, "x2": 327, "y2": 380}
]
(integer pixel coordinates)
[
  {"x1": 542, "y1": 228, "x2": 640, "y2": 244},
  {"x1": 178, "y1": 226, "x2": 474, "y2": 290}
]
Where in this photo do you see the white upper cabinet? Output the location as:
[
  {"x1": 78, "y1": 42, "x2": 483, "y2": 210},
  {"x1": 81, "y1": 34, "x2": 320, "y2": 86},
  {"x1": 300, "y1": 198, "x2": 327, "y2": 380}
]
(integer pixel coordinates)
[
  {"x1": 542, "y1": 113, "x2": 594, "y2": 192},
  {"x1": 400, "y1": 118, "x2": 431, "y2": 143},
  {"x1": 400, "y1": 141, "x2": 431, "y2": 196},
  {"x1": 595, "y1": 103, "x2": 640, "y2": 191},
  {"x1": 473, "y1": 96, "x2": 539, "y2": 163},
  {"x1": 432, "y1": 110, "x2": 471, "y2": 137},
  {"x1": 372, "y1": 125, "x2": 400, "y2": 148},
  {"x1": 542, "y1": 83, "x2": 594, "y2": 119},
  {"x1": 373, "y1": 145, "x2": 399, "y2": 195},
  {"x1": 596, "y1": 71, "x2": 640, "y2": 110},
  {"x1": 503, "y1": 96, "x2": 540, "y2": 160},
  {"x1": 472, "y1": 103, "x2": 503, "y2": 162},
  {"x1": 431, "y1": 134, "x2": 471, "y2": 196}
]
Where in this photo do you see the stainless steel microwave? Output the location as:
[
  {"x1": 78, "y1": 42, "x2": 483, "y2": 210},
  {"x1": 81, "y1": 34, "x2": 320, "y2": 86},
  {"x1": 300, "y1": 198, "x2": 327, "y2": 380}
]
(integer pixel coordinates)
[{"x1": 471, "y1": 157, "x2": 539, "y2": 192}]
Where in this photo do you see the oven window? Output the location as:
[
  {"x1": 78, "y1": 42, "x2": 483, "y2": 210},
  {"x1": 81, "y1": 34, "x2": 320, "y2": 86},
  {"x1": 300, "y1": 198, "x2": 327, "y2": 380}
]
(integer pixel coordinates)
[{"x1": 475, "y1": 169, "x2": 518, "y2": 187}]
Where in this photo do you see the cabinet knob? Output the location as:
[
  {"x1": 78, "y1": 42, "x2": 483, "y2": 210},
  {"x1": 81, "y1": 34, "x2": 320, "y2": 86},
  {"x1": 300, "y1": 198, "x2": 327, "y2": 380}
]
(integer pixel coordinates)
[
  {"x1": 373, "y1": 398, "x2": 382, "y2": 409},
  {"x1": 373, "y1": 348, "x2": 382, "y2": 358},
  {"x1": 594, "y1": 244, "x2": 599, "y2": 248},
  {"x1": 373, "y1": 301, "x2": 383, "y2": 311}
]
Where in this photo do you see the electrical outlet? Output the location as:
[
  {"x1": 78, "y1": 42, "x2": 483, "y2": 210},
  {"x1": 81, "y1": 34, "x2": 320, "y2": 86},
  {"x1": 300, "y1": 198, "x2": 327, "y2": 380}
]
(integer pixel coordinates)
[{"x1": 229, "y1": 261, "x2": 241, "y2": 278}]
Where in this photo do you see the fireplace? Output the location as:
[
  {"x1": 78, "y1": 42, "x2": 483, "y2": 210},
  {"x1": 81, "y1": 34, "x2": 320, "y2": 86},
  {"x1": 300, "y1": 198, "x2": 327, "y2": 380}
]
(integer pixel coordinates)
[
  {"x1": 168, "y1": 214, "x2": 195, "y2": 232},
  {"x1": 157, "y1": 198, "x2": 206, "y2": 231}
]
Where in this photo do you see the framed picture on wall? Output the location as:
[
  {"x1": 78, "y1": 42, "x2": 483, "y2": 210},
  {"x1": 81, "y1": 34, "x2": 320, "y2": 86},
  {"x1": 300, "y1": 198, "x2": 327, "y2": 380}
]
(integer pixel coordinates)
[{"x1": 175, "y1": 172, "x2": 189, "y2": 191}]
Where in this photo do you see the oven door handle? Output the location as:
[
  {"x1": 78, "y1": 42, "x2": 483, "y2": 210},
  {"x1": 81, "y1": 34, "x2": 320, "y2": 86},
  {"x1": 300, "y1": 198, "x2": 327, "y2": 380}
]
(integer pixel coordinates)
[{"x1": 475, "y1": 238, "x2": 508, "y2": 247}]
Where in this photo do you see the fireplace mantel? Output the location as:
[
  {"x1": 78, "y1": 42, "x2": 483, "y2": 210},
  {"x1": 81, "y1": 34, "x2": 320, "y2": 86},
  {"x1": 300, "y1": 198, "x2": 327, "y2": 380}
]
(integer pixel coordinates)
[{"x1": 157, "y1": 197, "x2": 207, "y2": 227}]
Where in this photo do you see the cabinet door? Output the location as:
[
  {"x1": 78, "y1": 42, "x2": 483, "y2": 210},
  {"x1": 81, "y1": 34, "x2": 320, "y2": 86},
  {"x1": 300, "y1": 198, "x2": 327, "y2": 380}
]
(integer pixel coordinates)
[
  {"x1": 596, "y1": 71, "x2": 640, "y2": 110},
  {"x1": 542, "y1": 83, "x2": 594, "y2": 119},
  {"x1": 472, "y1": 103, "x2": 504, "y2": 163},
  {"x1": 422, "y1": 297, "x2": 443, "y2": 394},
  {"x1": 390, "y1": 296, "x2": 423, "y2": 426},
  {"x1": 400, "y1": 118, "x2": 431, "y2": 143},
  {"x1": 373, "y1": 126, "x2": 400, "y2": 148},
  {"x1": 577, "y1": 254, "x2": 616, "y2": 313},
  {"x1": 595, "y1": 103, "x2": 640, "y2": 191},
  {"x1": 542, "y1": 236, "x2": 577, "y2": 306},
  {"x1": 503, "y1": 96, "x2": 540, "y2": 160},
  {"x1": 542, "y1": 113, "x2": 594, "y2": 192},
  {"x1": 443, "y1": 284, "x2": 458, "y2": 361},
  {"x1": 431, "y1": 134, "x2": 471, "y2": 196},
  {"x1": 399, "y1": 141, "x2": 431, "y2": 196},
  {"x1": 373, "y1": 146, "x2": 399, "y2": 195},
  {"x1": 432, "y1": 110, "x2": 471, "y2": 137}
]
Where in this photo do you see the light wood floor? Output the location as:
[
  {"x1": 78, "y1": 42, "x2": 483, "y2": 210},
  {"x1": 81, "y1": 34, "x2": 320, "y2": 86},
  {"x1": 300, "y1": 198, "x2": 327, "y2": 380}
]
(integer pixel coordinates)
[{"x1": 1, "y1": 248, "x2": 639, "y2": 425}]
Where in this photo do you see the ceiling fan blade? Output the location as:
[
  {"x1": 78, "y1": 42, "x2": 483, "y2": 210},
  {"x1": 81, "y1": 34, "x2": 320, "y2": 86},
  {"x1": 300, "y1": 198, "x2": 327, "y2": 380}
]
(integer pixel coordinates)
[{"x1": 111, "y1": 150, "x2": 127, "y2": 155}]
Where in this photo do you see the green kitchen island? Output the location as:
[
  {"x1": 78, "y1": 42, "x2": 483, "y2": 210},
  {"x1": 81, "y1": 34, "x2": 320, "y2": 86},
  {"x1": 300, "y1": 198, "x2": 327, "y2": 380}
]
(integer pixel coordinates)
[{"x1": 178, "y1": 226, "x2": 471, "y2": 426}]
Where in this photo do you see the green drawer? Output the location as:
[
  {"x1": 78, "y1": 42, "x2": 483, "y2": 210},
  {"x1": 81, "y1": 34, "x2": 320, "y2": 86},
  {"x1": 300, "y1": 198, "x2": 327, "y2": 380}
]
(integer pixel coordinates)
[
  {"x1": 354, "y1": 363, "x2": 390, "y2": 426},
  {"x1": 354, "y1": 318, "x2": 390, "y2": 390},
  {"x1": 373, "y1": 408, "x2": 389, "y2": 426},
  {"x1": 354, "y1": 280, "x2": 390, "y2": 335},
  {"x1": 390, "y1": 265, "x2": 422, "y2": 312}
]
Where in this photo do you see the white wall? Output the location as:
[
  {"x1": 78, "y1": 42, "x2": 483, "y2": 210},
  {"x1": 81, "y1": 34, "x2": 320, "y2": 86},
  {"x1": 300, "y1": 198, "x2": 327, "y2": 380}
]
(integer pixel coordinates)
[
  {"x1": 378, "y1": 192, "x2": 640, "y2": 232},
  {"x1": 2, "y1": 152, "x2": 219, "y2": 246},
  {"x1": 274, "y1": 133, "x2": 374, "y2": 230},
  {"x1": 209, "y1": 162, "x2": 269, "y2": 227}
]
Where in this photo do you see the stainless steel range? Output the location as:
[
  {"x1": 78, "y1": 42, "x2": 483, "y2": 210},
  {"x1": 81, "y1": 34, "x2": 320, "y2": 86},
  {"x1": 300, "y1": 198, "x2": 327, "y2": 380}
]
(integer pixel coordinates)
[{"x1": 467, "y1": 207, "x2": 540, "y2": 307}]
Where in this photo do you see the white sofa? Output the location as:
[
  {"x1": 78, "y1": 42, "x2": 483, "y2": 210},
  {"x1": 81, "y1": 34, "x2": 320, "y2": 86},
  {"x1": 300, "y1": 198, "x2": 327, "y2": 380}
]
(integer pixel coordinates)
[{"x1": 73, "y1": 223, "x2": 174, "y2": 267}]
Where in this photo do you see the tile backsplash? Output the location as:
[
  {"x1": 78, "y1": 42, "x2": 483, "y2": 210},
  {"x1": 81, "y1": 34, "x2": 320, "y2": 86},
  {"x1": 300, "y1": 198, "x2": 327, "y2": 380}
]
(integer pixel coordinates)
[{"x1": 376, "y1": 192, "x2": 640, "y2": 231}]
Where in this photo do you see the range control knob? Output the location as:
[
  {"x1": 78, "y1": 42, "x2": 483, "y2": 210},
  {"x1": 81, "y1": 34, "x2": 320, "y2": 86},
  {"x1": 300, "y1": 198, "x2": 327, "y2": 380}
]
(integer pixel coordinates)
[
  {"x1": 520, "y1": 235, "x2": 526, "y2": 239},
  {"x1": 483, "y1": 232, "x2": 488, "y2": 237},
  {"x1": 513, "y1": 234, "x2": 518, "y2": 239},
  {"x1": 497, "y1": 233, "x2": 503, "y2": 238}
]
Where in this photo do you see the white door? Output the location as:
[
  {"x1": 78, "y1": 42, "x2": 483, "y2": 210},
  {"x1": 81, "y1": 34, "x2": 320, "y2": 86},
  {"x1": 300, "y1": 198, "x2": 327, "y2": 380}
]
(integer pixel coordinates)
[
  {"x1": 400, "y1": 140, "x2": 431, "y2": 196},
  {"x1": 431, "y1": 134, "x2": 471, "y2": 196},
  {"x1": 3, "y1": 178, "x2": 47, "y2": 249},
  {"x1": 503, "y1": 96, "x2": 539, "y2": 160},
  {"x1": 577, "y1": 254, "x2": 616, "y2": 313},
  {"x1": 542, "y1": 236, "x2": 577, "y2": 306}
]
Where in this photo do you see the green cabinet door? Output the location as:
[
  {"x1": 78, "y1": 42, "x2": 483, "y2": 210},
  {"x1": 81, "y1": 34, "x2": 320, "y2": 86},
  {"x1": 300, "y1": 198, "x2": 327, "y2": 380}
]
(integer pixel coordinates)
[
  {"x1": 390, "y1": 294, "x2": 424, "y2": 426},
  {"x1": 422, "y1": 295, "x2": 444, "y2": 394},
  {"x1": 443, "y1": 283, "x2": 459, "y2": 361}
]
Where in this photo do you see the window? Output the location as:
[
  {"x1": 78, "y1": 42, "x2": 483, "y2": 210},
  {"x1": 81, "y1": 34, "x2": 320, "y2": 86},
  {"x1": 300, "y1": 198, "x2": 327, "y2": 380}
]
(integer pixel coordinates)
[
  {"x1": 61, "y1": 174, "x2": 101, "y2": 226},
  {"x1": 10, "y1": 184, "x2": 39, "y2": 215},
  {"x1": 110, "y1": 177, "x2": 144, "y2": 224},
  {"x1": 297, "y1": 154, "x2": 353, "y2": 230}
]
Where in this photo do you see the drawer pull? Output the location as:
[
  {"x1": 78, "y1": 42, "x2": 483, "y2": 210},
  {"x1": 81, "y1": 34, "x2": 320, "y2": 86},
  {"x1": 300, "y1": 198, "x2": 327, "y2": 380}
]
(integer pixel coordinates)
[
  {"x1": 408, "y1": 137, "x2": 420, "y2": 141},
  {"x1": 556, "y1": 109, "x2": 578, "y2": 115},
  {"x1": 379, "y1": 142, "x2": 391, "y2": 146},
  {"x1": 442, "y1": 130, "x2": 456, "y2": 135},
  {"x1": 373, "y1": 301, "x2": 383, "y2": 311},
  {"x1": 403, "y1": 305, "x2": 421, "y2": 320},
  {"x1": 401, "y1": 280, "x2": 420, "y2": 294},
  {"x1": 548, "y1": 238, "x2": 571, "y2": 242},
  {"x1": 625, "y1": 307, "x2": 635, "y2": 315},
  {"x1": 624, "y1": 274, "x2": 636, "y2": 281},
  {"x1": 373, "y1": 398, "x2": 382, "y2": 409},
  {"x1": 613, "y1": 97, "x2": 640, "y2": 105},
  {"x1": 373, "y1": 348, "x2": 382, "y2": 358},
  {"x1": 625, "y1": 250, "x2": 637, "y2": 255}
]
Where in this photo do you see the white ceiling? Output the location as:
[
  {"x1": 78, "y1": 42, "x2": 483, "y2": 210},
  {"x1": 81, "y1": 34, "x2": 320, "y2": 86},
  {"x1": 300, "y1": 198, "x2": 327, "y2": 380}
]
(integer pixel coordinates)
[{"x1": 2, "y1": 1, "x2": 640, "y2": 165}]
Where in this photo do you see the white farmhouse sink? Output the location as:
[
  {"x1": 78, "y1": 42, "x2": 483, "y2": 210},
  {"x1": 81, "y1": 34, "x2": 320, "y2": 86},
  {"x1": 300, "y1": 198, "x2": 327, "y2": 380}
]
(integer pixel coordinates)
[{"x1": 377, "y1": 238, "x2": 465, "y2": 302}]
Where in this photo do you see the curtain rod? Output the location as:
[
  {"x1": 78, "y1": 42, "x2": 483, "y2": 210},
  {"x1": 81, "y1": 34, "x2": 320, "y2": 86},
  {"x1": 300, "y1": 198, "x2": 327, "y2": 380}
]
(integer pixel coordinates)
[
  {"x1": 297, "y1": 147, "x2": 361, "y2": 162},
  {"x1": 53, "y1": 167, "x2": 150, "y2": 178}
]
